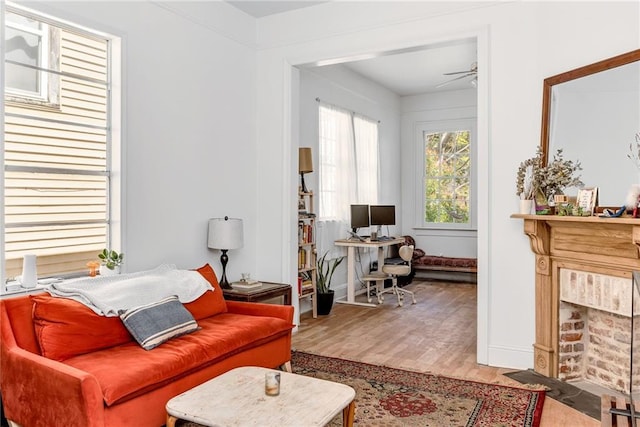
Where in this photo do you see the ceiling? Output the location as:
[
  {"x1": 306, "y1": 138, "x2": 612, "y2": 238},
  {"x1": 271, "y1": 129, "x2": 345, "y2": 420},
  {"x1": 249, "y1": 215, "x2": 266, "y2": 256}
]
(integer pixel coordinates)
[
  {"x1": 227, "y1": 1, "x2": 328, "y2": 18},
  {"x1": 302, "y1": 38, "x2": 478, "y2": 96},
  {"x1": 226, "y1": 1, "x2": 478, "y2": 95},
  {"x1": 336, "y1": 39, "x2": 477, "y2": 95}
]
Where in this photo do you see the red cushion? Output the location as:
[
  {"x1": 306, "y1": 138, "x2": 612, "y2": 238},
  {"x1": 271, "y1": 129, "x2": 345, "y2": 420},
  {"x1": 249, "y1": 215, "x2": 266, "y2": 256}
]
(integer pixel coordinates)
[
  {"x1": 31, "y1": 295, "x2": 132, "y2": 361},
  {"x1": 187, "y1": 264, "x2": 227, "y2": 319},
  {"x1": 32, "y1": 264, "x2": 226, "y2": 361},
  {"x1": 64, "y1": 313, "x2": 293, "y2": 405}
]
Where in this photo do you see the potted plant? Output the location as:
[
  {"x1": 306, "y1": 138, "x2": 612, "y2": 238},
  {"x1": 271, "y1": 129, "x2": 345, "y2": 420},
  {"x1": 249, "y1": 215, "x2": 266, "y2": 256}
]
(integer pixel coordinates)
[
  {"x1": 316, "y1": 251, "x2": 344, "y2": 315},
  {"x1": 98, "y1": 249, "x2": 124, "y2": 276},
  {"x1": 516, "y1": 147, "x2": 583, "y2": 214}
]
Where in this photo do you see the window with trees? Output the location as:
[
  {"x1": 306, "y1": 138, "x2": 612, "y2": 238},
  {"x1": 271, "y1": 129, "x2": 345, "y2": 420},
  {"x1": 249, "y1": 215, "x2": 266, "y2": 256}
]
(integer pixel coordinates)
[{"x1": 418, "y1": 120, "x2": 475, "y2": 229}]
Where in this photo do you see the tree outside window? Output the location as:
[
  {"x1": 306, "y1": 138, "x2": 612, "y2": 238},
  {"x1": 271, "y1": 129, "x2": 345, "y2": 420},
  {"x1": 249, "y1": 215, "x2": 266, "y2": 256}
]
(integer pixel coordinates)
[{"x1": 424, "y1": 130, "x2": 471, "y2": 225}]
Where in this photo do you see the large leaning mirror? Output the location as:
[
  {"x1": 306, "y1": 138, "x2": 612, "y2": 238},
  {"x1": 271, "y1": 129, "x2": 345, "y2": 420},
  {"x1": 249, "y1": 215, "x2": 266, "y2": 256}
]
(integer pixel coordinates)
[{"x1": 541, "y1": 49, "x2": 640, "y2": 206}]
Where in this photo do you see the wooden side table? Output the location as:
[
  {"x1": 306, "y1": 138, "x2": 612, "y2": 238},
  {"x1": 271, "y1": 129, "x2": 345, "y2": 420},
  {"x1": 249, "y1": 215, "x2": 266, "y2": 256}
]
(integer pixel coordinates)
[{"x1": 223, "y1": 281, "x2": 292, "y2": 305}]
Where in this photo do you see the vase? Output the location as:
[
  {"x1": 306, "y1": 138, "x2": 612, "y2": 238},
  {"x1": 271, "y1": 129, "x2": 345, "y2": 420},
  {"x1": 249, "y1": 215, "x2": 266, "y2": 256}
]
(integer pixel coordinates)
[
  {"x1": 519, "y1": 199, "x2": 533, "y2": 215},
  {"x1": 99, "y1": 265, "x2": 120, "y2": 276},
  {"x1": 534, "y1": 190, "x2": 553, "y2": 215},
  {"x1": 18, "y1": 254, "x2": 38, "y2": 288},
  {"x1": 317, "y1": 290, "x2": 335, "y2": 315}
]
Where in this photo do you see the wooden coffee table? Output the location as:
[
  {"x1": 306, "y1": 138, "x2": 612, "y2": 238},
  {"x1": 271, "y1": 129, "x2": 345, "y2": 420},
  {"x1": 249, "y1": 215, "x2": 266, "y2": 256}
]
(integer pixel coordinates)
[{"x1": 166, "y1": 366, "x2": 356, "y2": 426}]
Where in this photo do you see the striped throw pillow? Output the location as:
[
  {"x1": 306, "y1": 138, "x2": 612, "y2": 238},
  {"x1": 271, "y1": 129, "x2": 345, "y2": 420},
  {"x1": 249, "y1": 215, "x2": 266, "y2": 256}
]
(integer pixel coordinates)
[{"x1": 120, "y1": 295, "x2": 198, "y2": 350}]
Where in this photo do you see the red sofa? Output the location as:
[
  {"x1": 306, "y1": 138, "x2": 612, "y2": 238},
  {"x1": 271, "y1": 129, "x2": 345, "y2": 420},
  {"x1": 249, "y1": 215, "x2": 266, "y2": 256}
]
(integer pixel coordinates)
[{"x1": 0, "y1": 264, "x2": 294, "y2": 427}]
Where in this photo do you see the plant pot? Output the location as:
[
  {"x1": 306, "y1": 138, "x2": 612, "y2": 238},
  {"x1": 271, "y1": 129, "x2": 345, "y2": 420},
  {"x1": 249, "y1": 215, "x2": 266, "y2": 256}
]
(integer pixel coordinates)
[
  {"x1": 534, "y1": 190, "x2": 553, "y2": 215},
  {"x1": 99, "y1": 264, "x2": 120, "y2": 276},
  {"x1": 317, "y1": 290, "x2": 335, "y2": 315},
  {"x1": 519, "y1": 199, "x2": 533, "y2": 215}
]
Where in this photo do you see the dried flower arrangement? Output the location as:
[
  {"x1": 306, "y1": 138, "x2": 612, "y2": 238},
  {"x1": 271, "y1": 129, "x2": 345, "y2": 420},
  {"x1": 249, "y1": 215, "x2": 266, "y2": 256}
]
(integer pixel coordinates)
[
  {"x1": 516, "y1": 158, "x2": 536, "y2": 200},
  {"x1": 516, "y1": 147, "x2": 583, "y2": 203}
]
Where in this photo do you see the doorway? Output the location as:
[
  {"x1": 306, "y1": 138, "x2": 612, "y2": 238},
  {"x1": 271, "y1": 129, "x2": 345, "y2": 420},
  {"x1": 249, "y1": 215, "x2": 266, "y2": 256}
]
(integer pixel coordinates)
[{"x1": 290, "y1": 34, "x2": 487, "y2": 363}]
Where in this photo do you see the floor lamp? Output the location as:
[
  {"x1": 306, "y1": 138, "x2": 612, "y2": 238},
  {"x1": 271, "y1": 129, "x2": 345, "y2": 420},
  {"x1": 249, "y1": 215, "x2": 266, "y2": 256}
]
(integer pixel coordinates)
[{"x1": 207, "y1": 216, "x2": 244, "y2": 289}]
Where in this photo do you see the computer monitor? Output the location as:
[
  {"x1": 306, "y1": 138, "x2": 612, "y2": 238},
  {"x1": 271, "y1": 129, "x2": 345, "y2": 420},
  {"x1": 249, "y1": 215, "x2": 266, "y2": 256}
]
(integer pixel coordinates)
[
  {"x1": 350, "y1": 204, "x2": 370, "y2": 233},
  {"x1": 370, "y1": 205, "x2": 395, "y2": 226}
]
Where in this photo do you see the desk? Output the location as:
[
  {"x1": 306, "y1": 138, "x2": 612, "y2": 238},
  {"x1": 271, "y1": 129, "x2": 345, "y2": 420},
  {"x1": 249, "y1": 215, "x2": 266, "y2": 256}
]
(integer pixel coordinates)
[
  {"x1": 334, "y1": 237, "x2": 404, "y2": 307},
  {"x1": 223, "y1": 282, "x2": 291, "y2": 305}
]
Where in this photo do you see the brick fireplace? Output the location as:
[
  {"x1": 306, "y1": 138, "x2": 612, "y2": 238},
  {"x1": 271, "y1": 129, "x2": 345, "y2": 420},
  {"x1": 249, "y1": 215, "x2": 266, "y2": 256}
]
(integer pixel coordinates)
[
  {"x1": 514, "y1": 214, "x2": 640, "y2": 390},
  {"x1": 557, "y1": 269, "x2": 640, "y2": 393}
]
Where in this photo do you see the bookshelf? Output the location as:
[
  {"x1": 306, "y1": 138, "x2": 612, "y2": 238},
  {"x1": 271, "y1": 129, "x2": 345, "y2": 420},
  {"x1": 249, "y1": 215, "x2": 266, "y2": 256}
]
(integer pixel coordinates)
[{"x1": 298, "y1": 191, "x2": 317, "y2": 318}]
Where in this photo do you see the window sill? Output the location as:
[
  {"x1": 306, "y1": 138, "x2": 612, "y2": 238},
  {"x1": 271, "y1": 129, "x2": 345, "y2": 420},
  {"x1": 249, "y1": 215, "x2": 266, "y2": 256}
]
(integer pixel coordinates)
[{"x1": 2, "y1": 272, "x2": 88, "y2": 297}]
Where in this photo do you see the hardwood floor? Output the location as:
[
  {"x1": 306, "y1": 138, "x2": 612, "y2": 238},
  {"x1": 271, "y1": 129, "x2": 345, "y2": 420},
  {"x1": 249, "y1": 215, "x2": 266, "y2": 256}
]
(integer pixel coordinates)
[{"x1": 292, "y1": 280, "x2": 598, "y2": 427}]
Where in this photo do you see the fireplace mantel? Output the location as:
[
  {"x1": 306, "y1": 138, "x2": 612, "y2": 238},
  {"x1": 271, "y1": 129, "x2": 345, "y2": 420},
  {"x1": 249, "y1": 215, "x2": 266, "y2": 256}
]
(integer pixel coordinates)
[{"x1": 512, "y1": 214, "x2": 640, "y2": 377}]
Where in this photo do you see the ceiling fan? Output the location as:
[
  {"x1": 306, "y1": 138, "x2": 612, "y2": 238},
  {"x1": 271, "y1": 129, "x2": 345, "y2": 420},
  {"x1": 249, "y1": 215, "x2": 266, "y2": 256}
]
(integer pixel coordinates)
[{"x1": 436, "y1": 62, "x2": 477, "y2": 88}]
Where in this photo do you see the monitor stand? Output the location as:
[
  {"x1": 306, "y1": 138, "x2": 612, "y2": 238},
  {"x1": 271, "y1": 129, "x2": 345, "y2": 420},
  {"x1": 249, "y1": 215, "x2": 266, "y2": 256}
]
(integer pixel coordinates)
[{"x1": 348, "y1": 230, "x2": 366, "y2": 242}]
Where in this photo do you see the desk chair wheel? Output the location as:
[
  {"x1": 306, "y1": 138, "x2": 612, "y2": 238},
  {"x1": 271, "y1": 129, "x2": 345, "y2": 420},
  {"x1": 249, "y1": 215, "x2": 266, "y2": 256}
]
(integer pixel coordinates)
[
  {"x1": 404, "y1": 291, "x2": 416, "y2": 305},
  {"x1": 394, "y1": 288, "x2": 403, "y2": 307}
]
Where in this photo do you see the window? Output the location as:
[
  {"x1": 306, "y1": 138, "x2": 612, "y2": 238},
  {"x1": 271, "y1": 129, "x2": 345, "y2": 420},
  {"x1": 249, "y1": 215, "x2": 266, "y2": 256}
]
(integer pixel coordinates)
[
  {"x1": 5, "y1": 10, "x2": 60, "y2": 105},
  {"x1": 417, "y1": 120, "x2": 476, "y2": 229},
  {"x1": 318, "y1": 102, "x2": 379, "y2": 222},
  {"x1": 3, "y1": 4, "x2": 120, "y2": 285}
]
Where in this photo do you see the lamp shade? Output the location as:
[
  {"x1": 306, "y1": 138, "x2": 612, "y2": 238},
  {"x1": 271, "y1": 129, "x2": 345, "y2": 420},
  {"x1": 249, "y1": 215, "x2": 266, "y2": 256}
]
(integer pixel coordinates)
[
  {"x1": 207, "y1": 217, "x2": 244, "y2": 250},
  {"x1": 299, "y1": 147, "x2": 313, "y2": 173}
]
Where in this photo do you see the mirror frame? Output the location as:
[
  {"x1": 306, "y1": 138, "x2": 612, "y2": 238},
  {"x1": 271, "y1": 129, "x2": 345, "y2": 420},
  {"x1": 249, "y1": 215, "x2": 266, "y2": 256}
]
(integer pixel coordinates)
[{"x1": 540, "y1": 49, "x2": 640, "y2": 165}]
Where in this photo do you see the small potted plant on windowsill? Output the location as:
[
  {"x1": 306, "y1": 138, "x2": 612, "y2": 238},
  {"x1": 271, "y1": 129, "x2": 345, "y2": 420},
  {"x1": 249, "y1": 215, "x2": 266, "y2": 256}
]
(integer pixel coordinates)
[
  {"x1": 98, "y1": 249, "x2": 124, "y2": 276},
  {"x1": 316, "y1": 251, "x2": 344, "y2": 315}
]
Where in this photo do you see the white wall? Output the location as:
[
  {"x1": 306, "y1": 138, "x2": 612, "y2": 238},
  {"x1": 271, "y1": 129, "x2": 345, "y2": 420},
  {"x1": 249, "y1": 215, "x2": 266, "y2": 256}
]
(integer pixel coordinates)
[
  {"x1": 296, "y1": 64, "x2": 401, "y2": 308},
  {"x1": 254, "y1": 1, "x2": 640, "y2": 370},
  {"x1": 9, "y1": 0, "x2": 638, "y2": 372},
  {"x1": 11, "y1": 1, "x2": 259, "y2": 280},
  {"x1": 401, "y1": 89, "x2": 478, "y2": 258}
]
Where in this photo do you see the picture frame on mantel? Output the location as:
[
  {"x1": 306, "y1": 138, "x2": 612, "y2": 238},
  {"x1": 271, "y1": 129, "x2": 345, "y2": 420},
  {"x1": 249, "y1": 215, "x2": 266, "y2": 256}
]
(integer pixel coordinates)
[{"x1": 577, "y1": 187, "x2": 598, "y2": 215}]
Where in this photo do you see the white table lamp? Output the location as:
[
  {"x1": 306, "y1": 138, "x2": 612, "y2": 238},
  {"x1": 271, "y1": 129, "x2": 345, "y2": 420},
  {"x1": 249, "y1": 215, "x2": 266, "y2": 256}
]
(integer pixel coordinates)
[{"x1": 208, "y1": 216, "x2": 244, "y2": 289}]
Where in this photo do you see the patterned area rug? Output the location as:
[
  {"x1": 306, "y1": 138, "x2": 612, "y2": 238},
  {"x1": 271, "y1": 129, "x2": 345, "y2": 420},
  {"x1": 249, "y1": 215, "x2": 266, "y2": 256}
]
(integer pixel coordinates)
[{"x1": 292, "y1": 351, "x2": 545, "y2": 427}]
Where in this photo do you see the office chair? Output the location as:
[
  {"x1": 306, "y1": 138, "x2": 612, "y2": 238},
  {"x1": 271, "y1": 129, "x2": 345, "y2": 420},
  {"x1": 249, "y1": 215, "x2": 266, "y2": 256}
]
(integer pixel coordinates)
[
  {"x1": 361, "y1": 271, "x2": 387, "y2": 304},
  {"x1": 377, "y1": 245, "x2": 416, "y2": 307}
]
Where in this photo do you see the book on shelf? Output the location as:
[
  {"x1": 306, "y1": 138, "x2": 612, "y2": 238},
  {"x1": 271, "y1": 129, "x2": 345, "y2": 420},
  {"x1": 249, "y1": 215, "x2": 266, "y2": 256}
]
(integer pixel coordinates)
[
  {"x1": 299, "y1": 270, "x2": 312, "y2": 281},
  {"x1": 298, "y1": 247, "x2": 313, "y2": 269},
  {"x1": 298, "y1": 222, "x2": 314, "y2": 245},
  {"x1": 230, "y1": 281, "x2": 262, "y2": 290}
]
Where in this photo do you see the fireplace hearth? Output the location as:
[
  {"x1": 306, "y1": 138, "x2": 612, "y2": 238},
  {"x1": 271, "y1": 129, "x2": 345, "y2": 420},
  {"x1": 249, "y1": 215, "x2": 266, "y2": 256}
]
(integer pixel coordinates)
[{"x1": 557, "y1": 268, "x2": 640, "y2": 394}]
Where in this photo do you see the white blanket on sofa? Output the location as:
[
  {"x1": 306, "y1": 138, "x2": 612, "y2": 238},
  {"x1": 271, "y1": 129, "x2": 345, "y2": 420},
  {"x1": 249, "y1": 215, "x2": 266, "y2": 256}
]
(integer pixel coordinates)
[{"x1": 47, "y1": 264, "x2": 213, "y2": 316}]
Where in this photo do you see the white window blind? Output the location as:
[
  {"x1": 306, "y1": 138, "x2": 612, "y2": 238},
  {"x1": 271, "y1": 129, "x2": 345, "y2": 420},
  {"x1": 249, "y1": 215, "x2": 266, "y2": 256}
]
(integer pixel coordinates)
[{"x1": 4, "y1": 5, "x2": 112, "y2": 280}]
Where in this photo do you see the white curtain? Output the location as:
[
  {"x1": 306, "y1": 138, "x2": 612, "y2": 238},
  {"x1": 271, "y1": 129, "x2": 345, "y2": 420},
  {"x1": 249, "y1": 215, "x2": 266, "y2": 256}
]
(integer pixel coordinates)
[
  {"x1": 316, "y1": 220, "x2": 346, "y2": 260},
  {"x1": 353, "y1": 113, "x2": 379, "y2": 204},
  {"x1": 317, "y1": 102, "x2": 379, "y2": 257}
]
